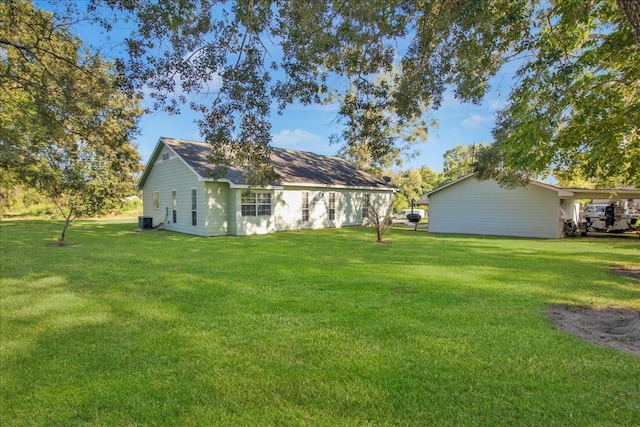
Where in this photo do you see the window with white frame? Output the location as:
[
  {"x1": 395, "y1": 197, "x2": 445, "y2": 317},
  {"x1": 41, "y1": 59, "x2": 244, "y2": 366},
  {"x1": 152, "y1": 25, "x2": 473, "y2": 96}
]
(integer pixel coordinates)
[
  {"x1": 328, "y1": 192, "x2": 336, "y2": 220},
  {"x1": 241, "y1": 191, "x2": 272, "y2": 217},
  {"x1": 362, "y1": 193, "x2": 370, "y2": 219},
  {"x1": 257, "y1": 193, "x2": 272, "y2": 215},
  {"x1": 191, "y1": 189, "x2": 197, "y2": 226},
  {"x1": 153, "y1": 192, "x2": 159, "y2": 211},
  {"x1": 301, "y1": 191, "x2": 309, "y2": 222}
]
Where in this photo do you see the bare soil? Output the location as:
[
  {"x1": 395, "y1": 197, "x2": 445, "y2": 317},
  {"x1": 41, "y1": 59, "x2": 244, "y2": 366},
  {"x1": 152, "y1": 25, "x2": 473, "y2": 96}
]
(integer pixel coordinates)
[
  {"x1": 547, "y1": 267, "x2": 640, "y2": 357},
  {"x1": 610, "y1": 265, "x2": 640, "y2": 280}
]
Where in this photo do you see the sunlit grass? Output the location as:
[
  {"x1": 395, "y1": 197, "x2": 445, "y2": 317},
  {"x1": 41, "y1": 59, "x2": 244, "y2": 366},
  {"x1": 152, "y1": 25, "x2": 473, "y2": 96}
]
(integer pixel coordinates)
[{"x1": 1, "y1": 220, "x2": 639, "y2": 426}]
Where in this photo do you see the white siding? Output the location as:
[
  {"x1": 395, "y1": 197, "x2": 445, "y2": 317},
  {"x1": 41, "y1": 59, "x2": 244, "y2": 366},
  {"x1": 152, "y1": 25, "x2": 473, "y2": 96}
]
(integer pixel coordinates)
[
  {"x1": 203, "y1": 182, "x2": 230, "y2": 236},
  {"x1": 230, "y1": 187, "x2": 393, "y2": 236},
  {"x1": 428, "y1": 178, "x2": 562, "y2": 238},
  {"x1": 141, "y1": 142, "x2": 395, "y2": 237},
  {"x1": 142, "y1": 146, "x2": 211, "y2": 236}
]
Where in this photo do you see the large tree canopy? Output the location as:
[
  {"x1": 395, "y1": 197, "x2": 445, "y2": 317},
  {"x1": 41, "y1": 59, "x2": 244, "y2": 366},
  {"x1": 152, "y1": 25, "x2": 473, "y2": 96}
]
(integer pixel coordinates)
[
  {"x1": 1, "y1": 0, "x2": 143, "y2": 242},
  {"x1": 482, "y1": 0, "x2": 640, "y2": 187},
  {"x1": 27, "y1": 0, "x2": 640, "y2": 186}
]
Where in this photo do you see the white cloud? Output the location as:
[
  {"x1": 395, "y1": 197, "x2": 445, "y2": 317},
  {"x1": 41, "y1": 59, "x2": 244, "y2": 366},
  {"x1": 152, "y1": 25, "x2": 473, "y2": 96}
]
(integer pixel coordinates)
[
  {"x1": 462, "y1": 114, "x2": 490, "y2": 129},
  {"x1": 271, "y1": 128, "x2": 334, "y2": 154},
  {"x1": 272, "y1": 128, "x2": 323, "y2": 146}
]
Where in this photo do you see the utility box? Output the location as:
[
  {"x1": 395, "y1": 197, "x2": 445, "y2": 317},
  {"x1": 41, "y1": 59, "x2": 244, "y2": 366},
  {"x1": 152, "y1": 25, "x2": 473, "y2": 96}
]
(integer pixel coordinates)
[{"x1": 138, "y1": 216, "x2": 153, "y2": 230}]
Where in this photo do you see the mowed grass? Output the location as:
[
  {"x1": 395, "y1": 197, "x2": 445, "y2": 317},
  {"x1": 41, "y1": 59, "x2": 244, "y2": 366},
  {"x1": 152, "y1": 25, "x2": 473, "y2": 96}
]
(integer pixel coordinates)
[{"x1": 1, "y1": 220, "x2": 639, "y2": 426}]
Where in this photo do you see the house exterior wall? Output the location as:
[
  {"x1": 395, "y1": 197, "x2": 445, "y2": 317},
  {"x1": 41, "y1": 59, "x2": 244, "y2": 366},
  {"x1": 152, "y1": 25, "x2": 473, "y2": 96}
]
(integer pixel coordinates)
[
  {"x1": 226, "y1": 187, "x2": 239, "y2": 236},
  {"x1": 202, "y1": 182, "x2": 230, "y2": 236},
  {"x1": 229, "y1": 187, "x2": 393, "y2": 236},
  {"x1": 141, "y1": 145, "x2": 217, "y2": 236},
  {"x1": 428, "y1": 178, "x2": 562, "y2": 238},
  {"x1": 141, "y1": 142, "x2": 395, "y2": 237}
]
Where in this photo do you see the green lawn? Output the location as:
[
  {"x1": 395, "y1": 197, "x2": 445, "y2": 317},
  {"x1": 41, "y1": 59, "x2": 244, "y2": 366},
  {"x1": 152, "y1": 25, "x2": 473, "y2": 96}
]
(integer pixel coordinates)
[{"x1": 1, "y1": 220, "x2": 639, "y2": 426}]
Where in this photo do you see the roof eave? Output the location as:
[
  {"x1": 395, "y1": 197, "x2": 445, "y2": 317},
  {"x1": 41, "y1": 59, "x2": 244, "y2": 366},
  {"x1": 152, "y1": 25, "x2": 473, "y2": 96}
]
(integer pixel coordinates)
[
  {"x1": 426, "y1": 173, "x2": 476, "y2": 196},
  {"x1": 279, "y1": 181, "x2": 395, "y2": 191},
  {"x1": 222, "y1": 181, "x2": 394, "y2": 191},
  {"x1": 563, "y1": 188, "x2": 640, "y2": 199},
  {"x1": 137, "y1": 137, "x2": 166, "y2": 190}
]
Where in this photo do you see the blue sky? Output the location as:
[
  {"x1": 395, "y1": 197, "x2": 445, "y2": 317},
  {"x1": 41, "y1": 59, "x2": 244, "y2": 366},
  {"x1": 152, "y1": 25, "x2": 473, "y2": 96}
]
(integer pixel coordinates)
[{"x1": 44, "y1": 1, "x2": 514, "y2": 173}]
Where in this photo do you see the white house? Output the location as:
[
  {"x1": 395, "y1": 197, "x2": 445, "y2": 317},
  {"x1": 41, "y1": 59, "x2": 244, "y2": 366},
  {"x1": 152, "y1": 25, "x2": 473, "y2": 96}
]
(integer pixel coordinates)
[
  {"x1": 426, "y1": 174, "x2": 640, "y2": 238},
  {"x1": 137, "y1": 137, "x2": 396, "y2": 236}
]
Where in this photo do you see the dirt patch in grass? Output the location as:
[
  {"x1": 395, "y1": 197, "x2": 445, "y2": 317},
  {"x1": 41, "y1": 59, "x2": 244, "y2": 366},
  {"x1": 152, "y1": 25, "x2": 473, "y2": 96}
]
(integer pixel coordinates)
[
  {"x1": 611, "y1": 265, "x2": 640, "y2": 280},
  {"x1": 548, "y1": 306, "x2": 640, "y2": 357},
  {"x1": 548, "y1": 267, "x2": 640, "y2": 356}
]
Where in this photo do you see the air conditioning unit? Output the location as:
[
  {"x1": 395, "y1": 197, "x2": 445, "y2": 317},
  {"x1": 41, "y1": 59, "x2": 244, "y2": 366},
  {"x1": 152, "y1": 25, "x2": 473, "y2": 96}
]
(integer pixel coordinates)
[{"x1": 138, "y1": 216, "x2": 153, "y2": 230}]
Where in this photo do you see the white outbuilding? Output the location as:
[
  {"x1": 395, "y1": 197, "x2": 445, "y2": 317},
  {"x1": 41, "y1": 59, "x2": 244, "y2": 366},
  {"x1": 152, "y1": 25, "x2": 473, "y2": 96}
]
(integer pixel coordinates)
[{"x1": 426, "y1": 174, "x2": 640, "y2": 238}]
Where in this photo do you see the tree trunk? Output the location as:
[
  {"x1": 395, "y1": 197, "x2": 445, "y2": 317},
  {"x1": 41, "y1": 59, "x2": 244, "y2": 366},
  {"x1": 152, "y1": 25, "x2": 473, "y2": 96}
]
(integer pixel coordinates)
[
  {"x1": 617, "y1": 0, "x2": 640, "y2": 45},
  {"x1": 59, "y1": 217, "x2": 71, "y2": 245}
]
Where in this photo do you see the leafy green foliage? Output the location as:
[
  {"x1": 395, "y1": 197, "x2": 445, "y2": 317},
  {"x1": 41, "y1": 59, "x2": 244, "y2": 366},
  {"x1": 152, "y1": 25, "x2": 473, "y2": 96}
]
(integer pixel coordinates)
[
  {"x1": 0, "y1": 180, "x2": 55, "y2": 217},
  {"x1": 442, "y1": 143, "x2": 488, "y2": 183},
  {"x1": 389, "y1": 166, "x2": 443, "y2": 211},
  {"x1": 30, "y1": 0, "x2": 640, "y2": 185},
  {"x1": 0, "y1": 0, "x2": 143, "y2": 242},
  {"x1": 486, "y1": 0, "x2": 640, "y2": 187},
  {"x1": 330, "y1": 71, "x2": 435, "y2": 175},
  {"x1": 85, "y1": 0, "x2": 440, "y2": 181}
]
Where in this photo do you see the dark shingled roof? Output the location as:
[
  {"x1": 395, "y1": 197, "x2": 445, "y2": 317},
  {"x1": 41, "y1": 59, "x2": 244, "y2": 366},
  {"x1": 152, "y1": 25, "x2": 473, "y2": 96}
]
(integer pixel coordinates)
[{"x1": 161, "y1": 137, "x2": 394, "y2": 189}]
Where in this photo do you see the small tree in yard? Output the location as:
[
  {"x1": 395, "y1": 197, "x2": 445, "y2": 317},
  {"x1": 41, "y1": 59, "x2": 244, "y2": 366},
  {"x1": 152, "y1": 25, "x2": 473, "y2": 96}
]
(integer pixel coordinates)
[
  {"x1": 367, "y1": 203, "x2": 394, "y2": 243},
  {"x1": 29, "y1": 138, "x2": 141, "y2": 244}
]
